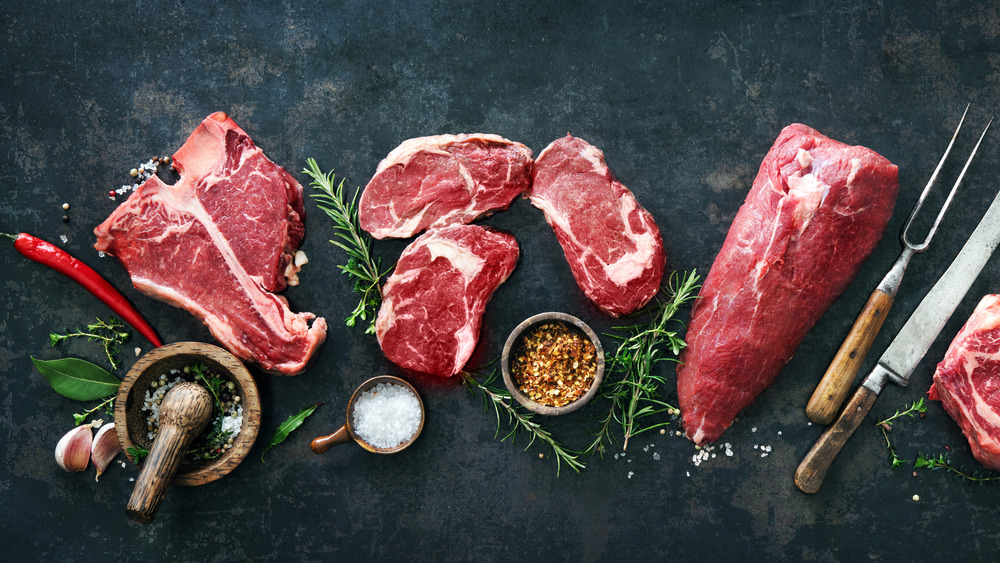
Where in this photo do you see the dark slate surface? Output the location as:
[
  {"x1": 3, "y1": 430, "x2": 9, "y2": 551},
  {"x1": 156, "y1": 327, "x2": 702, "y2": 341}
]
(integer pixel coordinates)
[{"x1": 3, "y1": 1, "x2": 1000, "y2": 560}]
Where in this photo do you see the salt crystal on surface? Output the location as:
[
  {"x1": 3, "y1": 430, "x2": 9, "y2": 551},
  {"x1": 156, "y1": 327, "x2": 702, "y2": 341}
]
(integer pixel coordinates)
[
  {"x1": 628, "y1": 471, "x2": 634, "y2": 479},
  {"x1": 352, "y1": 382, "x2": 421, "y2": 449},
  {"x1": 653, "y1": 452, "x2": 660, "y2": 461}
]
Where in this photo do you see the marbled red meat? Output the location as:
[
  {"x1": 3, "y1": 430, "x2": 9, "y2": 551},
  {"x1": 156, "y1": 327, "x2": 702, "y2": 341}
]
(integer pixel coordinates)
[
  {"x1": 94, "y1": 112, "x2": 326, "y2": 375},
  {"x1": 359, "y1": 134, "x2": 533, "y2": 239},
  {"x1": 529, "y1": 135, "x2": 665, "y2": 317},
  {"x1": 929, "y1": 294, "x2": 1000, "y2": 471},
  {"x1": 375, "y1": 225, "x2": 518, "y2": 377},
  {"x1": 677, "y1": 123, "x2": 898, "y2": 444}
]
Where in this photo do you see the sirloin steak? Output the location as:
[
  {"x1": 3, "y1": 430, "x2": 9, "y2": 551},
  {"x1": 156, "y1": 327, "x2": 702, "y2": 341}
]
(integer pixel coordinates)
[
  {"x1": 529, "y1": 134, "x2": 665, "y2": 317},
  {"x1": 94, "y1": 112, "x2": 327, "y2": 376},
  {"x1": 375, "y1": 225, "x2": 519, "y2": 377},
  {"x1": 677, "y1": 123, "x2": 898, "y2": 444},
  {"x1": 359, "y1": 134, "x2": 533, "y2": 239},
  {"x1": 929, "y1": 294, "x2": 1000, "y2": 471}
]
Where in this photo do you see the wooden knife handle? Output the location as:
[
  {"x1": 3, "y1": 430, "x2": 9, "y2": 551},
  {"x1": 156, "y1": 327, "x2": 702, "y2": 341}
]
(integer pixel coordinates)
[
  {"x1": 795, "y1": 384, "x2": 878, "y2": 494},
  {"x1": 806, "y1": 289, "x2": 893, "y2": 425}
]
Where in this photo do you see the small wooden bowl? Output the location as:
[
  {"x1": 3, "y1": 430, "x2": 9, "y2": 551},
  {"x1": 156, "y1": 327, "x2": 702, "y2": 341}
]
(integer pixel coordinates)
[
  {"x1": 115, "y1": 342, "x2": 261, "y2": 486},
  {"x1": 311, "y1": 375, "x2": 425, "y2": 454},
  {"x1": 501, "y1": 312, "x2": 605, "y2": 416}
]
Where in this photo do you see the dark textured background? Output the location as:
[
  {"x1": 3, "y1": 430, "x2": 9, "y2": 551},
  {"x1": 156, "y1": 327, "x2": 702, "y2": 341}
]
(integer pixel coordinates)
[{"x1": 3, "y1": 1, "x2": 1000, "y2": 561}]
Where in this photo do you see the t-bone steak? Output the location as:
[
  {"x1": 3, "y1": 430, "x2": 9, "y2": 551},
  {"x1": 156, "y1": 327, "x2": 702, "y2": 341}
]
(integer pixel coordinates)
[
  {"x1": 359, "y1": 134, "x2": 533, "y2": 239},
  {"x1": 375, "y1": 224, "x2": 519, "y2": 377},
  {"x1": 929, "y1": 294, "x2": 1000, "y2": 471},
  {"x1": 94, "y1": 112, "x2": 327, "y2": 376},
  {"x1": 528, "y1": 134, "x2": 665, "y2": 317},
  {"x1": 677, "y1": 123, "x2": 898, "y2": 444}
]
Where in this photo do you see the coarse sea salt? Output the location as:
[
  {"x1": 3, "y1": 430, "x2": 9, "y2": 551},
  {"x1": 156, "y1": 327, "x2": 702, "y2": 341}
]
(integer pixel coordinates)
[{"x1": 352, "y1": 382, "x2": 421, "y2": 449}]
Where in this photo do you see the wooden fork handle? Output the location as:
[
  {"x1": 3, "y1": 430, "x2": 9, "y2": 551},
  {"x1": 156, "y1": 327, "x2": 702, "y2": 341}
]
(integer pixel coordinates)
[
  {"x1": 806, "y1": 288, "x2": 894, "y2": 425},
  {"x1": 795, "y1": 384, "x2": 878, "y2": 494}
]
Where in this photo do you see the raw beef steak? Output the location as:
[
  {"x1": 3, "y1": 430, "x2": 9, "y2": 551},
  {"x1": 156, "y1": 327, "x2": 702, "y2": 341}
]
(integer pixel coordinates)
[
  {"x1": 929, "y1": 294, "x2": 1000, "y2": 471},
  {"x1": 375, "y1": 225, "x2": 519, "y2": 377},
  {"x1": 677, "y1": 123, "x2": 898, "y2": 444},
  {"x1": 94, "y1": 112, "x2": 327, "y2": 375},
  {"x1": 359, "y1": 134, "x2": 533, "y2": 239},
  {"x1": 529, "y1": 134, "x2": 665, "y2": 317}
]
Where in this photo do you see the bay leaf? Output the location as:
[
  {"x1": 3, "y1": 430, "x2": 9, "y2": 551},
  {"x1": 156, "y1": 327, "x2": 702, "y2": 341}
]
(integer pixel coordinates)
[
  {"x1": 261, "y1": 402, "x2": 322, "y2": 461},
  {"x1": 31, "y1": 357, "x2": 120, "y2": 401}
]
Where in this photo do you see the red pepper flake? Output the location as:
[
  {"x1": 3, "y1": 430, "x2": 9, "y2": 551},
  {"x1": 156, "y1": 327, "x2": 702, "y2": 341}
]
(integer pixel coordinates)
[{"x1": 510, "y1": 321, "x2": 597, "y2": 407}]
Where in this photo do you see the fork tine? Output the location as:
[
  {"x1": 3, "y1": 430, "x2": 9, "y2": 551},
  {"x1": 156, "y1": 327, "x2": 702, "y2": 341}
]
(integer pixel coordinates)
[{"x1": 902, "y1": 104, "x2": 974, "y2": 251}]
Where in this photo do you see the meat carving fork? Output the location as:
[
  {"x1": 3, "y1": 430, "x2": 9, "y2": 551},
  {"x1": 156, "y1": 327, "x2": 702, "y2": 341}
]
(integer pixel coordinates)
[
  {"x1": 796, "y1": 113, "x2": 995, "y2": 494},
  {"x1": 806, "y1": 105, "x2": 986, "y2": 425}
]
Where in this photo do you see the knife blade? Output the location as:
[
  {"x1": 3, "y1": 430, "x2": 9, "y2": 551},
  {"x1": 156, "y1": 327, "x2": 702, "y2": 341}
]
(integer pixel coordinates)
[{"x1": 795, "y1": 126, "x2": 996, "y2": 493}]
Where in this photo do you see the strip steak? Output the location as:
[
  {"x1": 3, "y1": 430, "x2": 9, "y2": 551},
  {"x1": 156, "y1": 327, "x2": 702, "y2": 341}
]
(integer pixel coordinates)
[
  {"x1": 929, "y1": 294, "x2": 1000, "y2": 471},
  {"x1": 677, "y1": 123, "x2": 898, "y2": 444},
  {"x1": 94, "y1": 112, "x2": 327, "y2": 375},
  {"x1": 375, "y1": 225, "x2": 519, "y2": 377},
  {"x1": 529, "y1": 134, "x2": 665, "y2": 317},
  {"x1": 359, "y1": 134, "x2": 533, "y2": 239}
]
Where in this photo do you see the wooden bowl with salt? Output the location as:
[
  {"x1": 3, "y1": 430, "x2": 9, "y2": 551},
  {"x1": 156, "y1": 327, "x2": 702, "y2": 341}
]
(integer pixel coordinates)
[
  {"x1": 311, "y1": 375, "x2": 425, "y2": 455},
  {"x1": 115, "y1": 342, "x2": 261, "y2": 487}
]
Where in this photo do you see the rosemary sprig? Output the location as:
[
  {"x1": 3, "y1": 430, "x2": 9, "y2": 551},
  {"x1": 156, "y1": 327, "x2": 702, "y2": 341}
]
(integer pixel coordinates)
[
  {"x1": 875, "y1": 398, "x2": 927, "y2": 468},
  {"x1": 585, "y1": 270, "x2": 700, "y2": 456},
  {"x1": 303, "y1": 158, "x2": 391, "y2": 334},
  {"x1": 50, "y1": 317, "x2": 129, "y2": 370},
  {"x1": 915, "y1": 453, "x2": 1000, "y2": 484},
  {"x1": 461, "y1": 370, "x2": 585, "y2": 475}
]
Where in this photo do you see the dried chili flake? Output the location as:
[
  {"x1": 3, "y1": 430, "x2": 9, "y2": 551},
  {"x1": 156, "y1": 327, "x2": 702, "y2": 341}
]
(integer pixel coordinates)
[{"x1": 511, "y1": 321, "x2": 597, "y2": 407}]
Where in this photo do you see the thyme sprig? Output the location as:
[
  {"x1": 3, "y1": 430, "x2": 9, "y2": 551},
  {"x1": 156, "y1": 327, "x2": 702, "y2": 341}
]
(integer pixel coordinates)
[
  {"x1": 915, "y1": 453, "x2": 1000, "y2": 484},
  {"x1": 50, "y1": 317, "x2": 129, "y2": 370},
  {"x1": 585, "y1": 270, "x2": 700, "y2": 456},
  {"x1": 303, "y1": 158, "x2": 391, "y2": 333},
  {"x1": 461, "y1": 370, "x2": 585, "y2": 476},
  {"x1": 73, "y1": 395, "x2": 115, "y2": 426},
  {"x1": 875, "y1": 398, "x2": 927, "y2": 468}
]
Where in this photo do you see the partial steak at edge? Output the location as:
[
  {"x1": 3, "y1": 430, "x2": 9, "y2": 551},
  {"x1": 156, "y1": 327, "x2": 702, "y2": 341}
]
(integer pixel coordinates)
[
  {"x1": 359, "y1": 134, "x2": 533, "y2": 239},
  {"x1": 94, "y1": 112, "x2": 327, "y2": 375},
  {"x1": 930, "y1": 294, "x2": 1000, "y2": 471},
  {"x1": 529, "y1": 134, "x2": 665, "y2": 317},
  {"x1": 375, "y1": 225, "x2": 519, "y2": 377}
]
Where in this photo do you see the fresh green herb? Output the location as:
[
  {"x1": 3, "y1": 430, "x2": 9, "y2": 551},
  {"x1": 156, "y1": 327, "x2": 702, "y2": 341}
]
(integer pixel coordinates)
[
  {"x1": 303, "y1": 158, "x2": 391, "y2": 334},
  {"x1": 262, "y1": 402, "x2": 322, "y2": 461},
  {"x1": 914, "y1": 453, "x2": 1000, "y2": 484},
  {"x1": 127, "y1": 446, "x2": 149, "y2": 464},
  {"x1": 585, "y1": 270, "x2": 700, "y2": 456},
  {"x1": 73, "y1": 395, "x2": 115, "y2": 426},
  {"x1": 192, "y1": 363, "x2": 224, "y2": 408},
  {"x1": 31, "y1": 356, "x2": 120, "y2": 401},
  {"x1": 49, "y1": 318, "x2": 129, "y2": 370},
  {"x1": 462, "y1": 370, "x2": 584, "y2": 476},
  {"x1": 875, "y1": 398, "x2": 927, "y2": 468}
]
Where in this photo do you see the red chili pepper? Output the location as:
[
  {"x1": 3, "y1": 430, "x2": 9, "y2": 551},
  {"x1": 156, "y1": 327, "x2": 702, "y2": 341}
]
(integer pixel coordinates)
[{"x1": 3, "y1": 232, "x2": 163, "y2": 347}]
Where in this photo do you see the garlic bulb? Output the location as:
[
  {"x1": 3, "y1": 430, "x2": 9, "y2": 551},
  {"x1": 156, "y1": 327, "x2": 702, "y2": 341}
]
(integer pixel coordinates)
[
  {"x1": 91, "y1": 422, "x2": 121, "y2": 481},
  {"x1": 55, "y1": 423, "x2": 95, "y2": 472}
]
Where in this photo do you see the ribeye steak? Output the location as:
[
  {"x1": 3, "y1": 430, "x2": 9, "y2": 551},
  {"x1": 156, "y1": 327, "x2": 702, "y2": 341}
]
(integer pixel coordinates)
[
  {"x1": 529, "y1": 134, "x2": 665, "y2": 317},
  {"x1": 375, "y1": 225, "x2": 519, "y2": 377},
  {"x1": 930, "y1": 294, "x2": 1000, "y2": 471},
  {"x1": 677, "y1": 123, "x2": 898, "y2": 444},
  {"x1": 94, "y1": 112, "x2": 327, "y2": 375},
  {"x1": 359, "y1": 134, "x2": 533, "y2": 239}
]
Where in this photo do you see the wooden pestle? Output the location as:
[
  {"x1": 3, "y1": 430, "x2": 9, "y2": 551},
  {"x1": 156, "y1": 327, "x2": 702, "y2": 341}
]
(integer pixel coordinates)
[{"x1": 127, "y1": 382, "x2": 213, "y2": 524}]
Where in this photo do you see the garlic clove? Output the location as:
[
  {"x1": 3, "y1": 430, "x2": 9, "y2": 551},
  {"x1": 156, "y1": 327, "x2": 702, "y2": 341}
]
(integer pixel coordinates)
[
  {"x1": 91, "y1": 422, "x2": 121, "y2": 482},
  {"x1": 55, "y1": 424, "x2": 94, "y2": 472}
]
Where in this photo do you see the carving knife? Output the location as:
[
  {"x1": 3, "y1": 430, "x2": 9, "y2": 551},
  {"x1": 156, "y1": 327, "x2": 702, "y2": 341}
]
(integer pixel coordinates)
[{"x1": 795, "y1": 122, "x2": 996, "y2": 494}]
